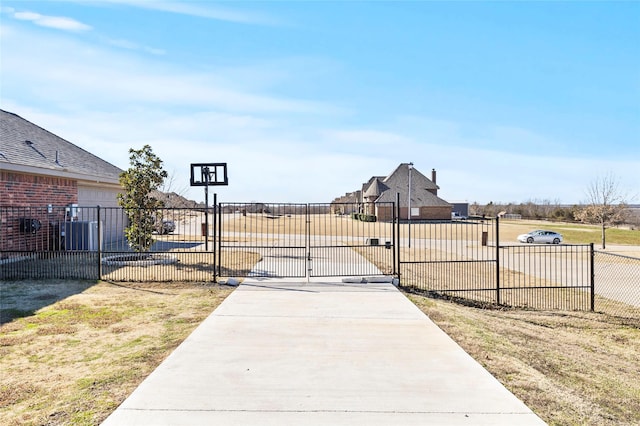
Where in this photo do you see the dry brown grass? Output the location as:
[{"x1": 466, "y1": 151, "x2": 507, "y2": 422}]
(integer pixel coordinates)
[
  {"x1": 408, "y1": 294, "x2": 640, "y2": 426},
  {"x1": 0, "y1": 281, "x2": 233, "y2": 426},
  {"x1": 100, "y1": 250, "x2": 261, "y2": 282},
  {"x1": 357, "y1": 241, "x2": 640, "y2": 425}
]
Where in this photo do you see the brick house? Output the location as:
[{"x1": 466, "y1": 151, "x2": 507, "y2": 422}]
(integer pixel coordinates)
[
  {"x1": 334, "y1": 163, "x2": 452, "y2": 221},
  {"x1": 0, "y1": 109, "x2": 123, "y2": 252}
]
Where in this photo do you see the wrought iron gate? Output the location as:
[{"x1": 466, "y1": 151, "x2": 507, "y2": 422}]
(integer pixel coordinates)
[{"x1": 218, "y1": 202, "x2": 396, "y2": 279}]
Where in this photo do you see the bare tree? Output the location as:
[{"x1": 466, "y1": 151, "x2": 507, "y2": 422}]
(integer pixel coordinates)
[
  {"x1": 151, "y1": 169, "x2": 191, "y2": 208},
  {"x1": 574, "y1": 173, "x2": 628, "y2": 249}
]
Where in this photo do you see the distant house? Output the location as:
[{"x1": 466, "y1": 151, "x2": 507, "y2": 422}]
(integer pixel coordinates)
[
  {"x1": 0, "y1": 109, "x2": 124, "y2": 251},
  {"x1": 330, "y1": 191, "x2": 361, "y2": 215},
  {"x1": 333, "y1": 163, "x2": 452, "y2": 221}
]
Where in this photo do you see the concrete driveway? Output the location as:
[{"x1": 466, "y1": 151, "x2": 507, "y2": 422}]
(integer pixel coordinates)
[{"x1": 102, "y1": 278, "x2": 545, "y2": 425}]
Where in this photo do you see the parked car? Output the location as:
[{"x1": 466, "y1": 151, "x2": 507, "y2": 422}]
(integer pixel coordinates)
[
  {"x1": 517, "y1": 230, "x2": 563, "y2": 244},
  {"x1": 156, "y1": 219, "x2": 175, "y2": 235}
]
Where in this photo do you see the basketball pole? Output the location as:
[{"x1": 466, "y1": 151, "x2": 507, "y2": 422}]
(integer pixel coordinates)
[
  {"x1": 203, "y1": 166, "x2": 210, "y2": 251},
  {"x1": 190, "y1": 163, "x2": 228, "y2": 258}
]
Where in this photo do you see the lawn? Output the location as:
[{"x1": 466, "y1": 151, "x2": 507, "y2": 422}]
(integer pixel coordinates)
[
  {"x1": 408, "y1": 293, "x2": 640, "y2": 426},
  {"x1": 499, "y1": 219, "x2": 640, "y2": 248},
  {"x1": 0, "y1": 281, "x2": 233, "y2": 425}
]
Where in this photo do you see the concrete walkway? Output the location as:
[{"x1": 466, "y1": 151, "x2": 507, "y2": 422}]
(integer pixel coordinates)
[{"x1": 102, "y1": 278, "x2": 546, "y2": 425}]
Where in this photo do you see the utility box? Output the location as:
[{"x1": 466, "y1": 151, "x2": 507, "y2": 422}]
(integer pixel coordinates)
[
  {"x1": 366, "y1": 238, "x2": 379, "y2": 246},
  {"x1": 19, "y1": 218, "x2": 42, "y2": 234},
  {"x1": 63, "y1": 221, "x2": 102, "y2": 251}
]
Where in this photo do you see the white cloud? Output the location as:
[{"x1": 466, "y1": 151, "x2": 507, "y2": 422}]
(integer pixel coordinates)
[
  {"x1": 103, "y1": 37, "x2": 165, "y2": 55},
  {"x1": 12, "y1": 10, "x2": 92, "y2": 32},
  {"x1": 1, "y1": 24, "x2": 336, "y2": 115},
  {"x1": 324, "y1": 130, "x2": 411, "y2": 147},
  {"x1": 81, "y1": 0, "x2": 280, "y2": 25},
  {"x1": 5, "y1": 95, "x2": 639, "y2": 205}
]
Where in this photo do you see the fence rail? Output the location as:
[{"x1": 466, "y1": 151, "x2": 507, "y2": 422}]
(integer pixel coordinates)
[
  {"x1": 1, "y1": 206, "x2": 222, "y2": 282},
  {"x1": 1, "y1": 205, "x2": 638, "y2": 319},
  {"x1": 497, "y1": 244, "x2": 592, "y2": 311},
  {"x1": 218, "y1": 202, "x2": 395, "y2": 278},
  {"x1": 397, "y1": 217, "x2": 500, "y2": 304},
  {"x1": 393, "y1": 216, "x2": 638, "y2": 319}
]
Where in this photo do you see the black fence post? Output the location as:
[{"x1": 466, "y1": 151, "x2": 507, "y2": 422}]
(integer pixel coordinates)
[
  {"x1": 396, "y1": 192, "x2": 401, "y2": 284},
  {"x1": 495, "y1": 216, "x2": 501, "y2": 305},
  {"x1": 97, "y1": 206, "x2": 102, "y2": 280},
  {"x1": 392, "y1": 199, "x2": 397, "y2": 277},
  {"x1": 216, "y1": 200, "x2": 222, "y2": 279},
  {"x1": 590, "y1": 242, "x2": 595, "y2": 311},
  {"x1": 306, "y1": 204, "x2": 311, "y2": 280},
  {"x1": 213, "y1": 194, "x2": 217, "y2": 282}
]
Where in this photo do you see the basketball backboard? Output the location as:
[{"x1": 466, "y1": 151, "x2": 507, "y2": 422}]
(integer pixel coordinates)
[{"x1": 190, "y1": 163, "x2": 228, "y2": 186}]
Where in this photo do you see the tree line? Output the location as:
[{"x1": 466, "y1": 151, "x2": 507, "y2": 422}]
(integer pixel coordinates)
[{"x1": 469, "y1": 174, "x2": 637, "y2": 249}]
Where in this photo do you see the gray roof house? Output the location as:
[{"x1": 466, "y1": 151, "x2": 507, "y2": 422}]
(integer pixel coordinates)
[
  {"x1": 0, "y1": 109, "x2": 123, "y2": 207},
  {"x1": 360, "y1": 163, "x2": 452, "y2": 221},
  {"x1": 1, "y1": 109, "x2": 124, "y2": 251}
]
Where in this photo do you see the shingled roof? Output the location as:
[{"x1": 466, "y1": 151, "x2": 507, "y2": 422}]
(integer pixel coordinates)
[
  {"x1": 0, "y1": 109, "x2": 122, "y2": 184},
  {"x1": 366, "y1": 163, "x2": 451, "y2": 207}
]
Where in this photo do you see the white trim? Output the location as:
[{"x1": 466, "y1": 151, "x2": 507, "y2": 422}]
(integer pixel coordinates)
[{"x1": 0, "y1": 162, "x2": 120, "y2": 187}]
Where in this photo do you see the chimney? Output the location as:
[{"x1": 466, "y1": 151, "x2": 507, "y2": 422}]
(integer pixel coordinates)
[{"x1": 431, "y1": 168, "x2": 437, "y2": 184}]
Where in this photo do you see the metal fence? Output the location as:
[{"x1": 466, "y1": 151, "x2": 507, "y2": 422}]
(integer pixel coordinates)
[
  {"x1": 1, "y1": 206, "x2": 223, "y2": 282},
  {"x1": 397, "y1": 218, "x2": 498, "y2": 304},
  {"x1": 218, "y1": 202, "x2": 395, "y2": 279},
  {"x1": 397, "y1": 217, "x2": 639, "y2": 319},
  {"x1": 219, "y1": 203, "x2": 308, "y2": 278},
  {"x1": 396, "y1": 216, "x2": 595, "y2": 311},
  {"x1": 2, "y1": 204, "x2": 638, "y2": 319},
  {"x1": 498, "y1": 244, "x2": 592, "y2": 311}
]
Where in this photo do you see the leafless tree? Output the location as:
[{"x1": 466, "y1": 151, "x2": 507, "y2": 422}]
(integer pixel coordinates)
[
  {"x1": 152, "y1": 170, "x2": 192, "y2": 208},
  {"x1": 574, "y1": 173, "x2": 628, "y2": 249}
]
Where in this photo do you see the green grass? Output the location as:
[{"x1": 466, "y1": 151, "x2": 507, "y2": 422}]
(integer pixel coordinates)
[{"x1": 502, "y1": 220, "x2": 640, "y2": 246}]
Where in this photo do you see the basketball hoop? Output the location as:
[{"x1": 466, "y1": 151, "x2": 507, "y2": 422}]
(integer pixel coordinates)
[
  {"x1": 190, "y1": 163, "x2": 228, "y2": 187},
  {"x1": 190, "y1": 163, "x2": 228, "y2": 254}
]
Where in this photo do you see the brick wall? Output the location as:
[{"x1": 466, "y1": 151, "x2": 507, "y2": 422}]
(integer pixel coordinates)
[
  {"x1": 1, "y1": 171, "x2": 78, "y2": 207},
  {"x1": 418, "y1": 206, "x2": 452, "y2": 220},
  {"x1": 395, "y1": 206, "x2": 452, "y2": 221},
  {"x1": 1, "y1": 171, "x2": 78, "y2": 253}
]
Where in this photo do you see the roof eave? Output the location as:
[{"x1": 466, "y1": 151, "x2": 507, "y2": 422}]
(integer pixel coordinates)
[{"x1": 0, "y1": 162, "x2": 122, "y2": 187}]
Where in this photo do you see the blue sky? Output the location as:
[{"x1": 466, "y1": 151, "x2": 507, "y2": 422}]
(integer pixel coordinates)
[{"x1": 1, "y1": 1, "x2": 638, "y2": 204}]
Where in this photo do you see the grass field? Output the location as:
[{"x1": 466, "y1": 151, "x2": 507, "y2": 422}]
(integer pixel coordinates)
[{"x1": 499, "y1": 219, "x2": 640, "y2": 249}]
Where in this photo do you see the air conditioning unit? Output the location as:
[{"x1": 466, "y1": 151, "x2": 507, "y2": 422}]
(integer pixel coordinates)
[{"x1": 63, "y1": 221, "x2": 103, "y2": 251}]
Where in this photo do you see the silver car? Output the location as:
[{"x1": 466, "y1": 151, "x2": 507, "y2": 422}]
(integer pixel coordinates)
[{"x1": 517, "y1": 230, "x2": 563, "y2": 244}]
